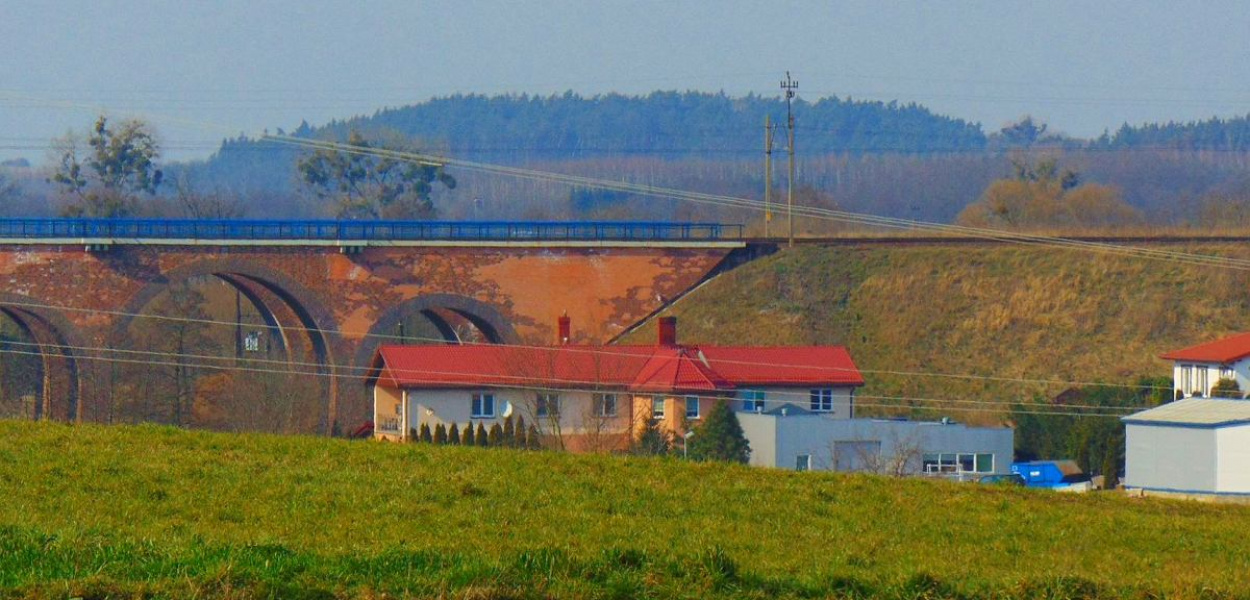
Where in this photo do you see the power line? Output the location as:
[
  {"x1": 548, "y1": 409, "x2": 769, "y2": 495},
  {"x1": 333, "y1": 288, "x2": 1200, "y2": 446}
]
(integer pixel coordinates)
[
  {"x1": 0, "y1": 345, "x2": 1139, "y2": 420},
  {"x1": 0, "y1": 297, "x2": 1174, "y2": 394}
]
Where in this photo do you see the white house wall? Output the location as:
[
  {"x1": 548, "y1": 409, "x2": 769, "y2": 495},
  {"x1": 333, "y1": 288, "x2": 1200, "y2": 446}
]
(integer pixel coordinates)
[
  {"x1": 1172, "y1": 360, "x2": 1250, "y2": 399},
  {"x1": 1125, "y1": 423, "x2": 1217, "y2": 493},
  {"x1": 407, "y1": 388, "x2": 633, "y2": 436},
  {"x1": 735, "y1": 386, "x2": 855, "y2": 419},
  {"x1": 737, "y1": 414, "x2": 1012, "y2": 475},
  {"x1": 1216, "y1": 425, "x2": 1250, "y2": 493}
]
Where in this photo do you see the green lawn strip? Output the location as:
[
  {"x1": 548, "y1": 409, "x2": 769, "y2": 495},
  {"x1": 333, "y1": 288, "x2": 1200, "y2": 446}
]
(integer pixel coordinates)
[{"x1": 3, "y1": 422, "x2": 1250, "y2": 598}]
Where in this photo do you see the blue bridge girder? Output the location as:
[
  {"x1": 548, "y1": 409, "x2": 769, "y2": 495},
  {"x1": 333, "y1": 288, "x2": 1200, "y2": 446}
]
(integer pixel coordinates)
[{"x1": 0, "y1": 218, "x2": 743, "y2": 242}]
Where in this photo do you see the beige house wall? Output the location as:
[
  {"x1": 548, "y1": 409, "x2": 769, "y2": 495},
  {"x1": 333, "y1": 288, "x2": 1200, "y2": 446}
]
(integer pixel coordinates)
[{"x1": 373, "y1": 385, "x2": 405, "y2": 441}]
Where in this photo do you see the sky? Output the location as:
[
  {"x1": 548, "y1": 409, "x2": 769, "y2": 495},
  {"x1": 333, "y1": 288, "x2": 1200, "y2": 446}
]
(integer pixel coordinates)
[{"x1": 2, "y1": 1, "x2": 1249, "y2": 164}]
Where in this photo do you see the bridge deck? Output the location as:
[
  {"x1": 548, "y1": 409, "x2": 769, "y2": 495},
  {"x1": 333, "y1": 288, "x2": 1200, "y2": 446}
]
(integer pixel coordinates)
[{"x1": 0, "y1": 218, "x2": 745, "y2": 248}]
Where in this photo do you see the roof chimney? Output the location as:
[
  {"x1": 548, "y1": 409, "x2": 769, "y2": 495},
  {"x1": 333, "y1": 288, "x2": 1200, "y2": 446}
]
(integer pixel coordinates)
[
  {"x1": 658, "y1": 316, "x2": 677, "y2": 346},
  {"x1": 558, "y1": 313, "x2": 571, "y2": 345}
]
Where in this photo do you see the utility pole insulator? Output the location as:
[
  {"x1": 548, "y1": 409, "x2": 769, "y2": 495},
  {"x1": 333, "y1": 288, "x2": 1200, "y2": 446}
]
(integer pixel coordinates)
[{"x1": 781, "y1": 71, "x2": 799, "y2": 248}]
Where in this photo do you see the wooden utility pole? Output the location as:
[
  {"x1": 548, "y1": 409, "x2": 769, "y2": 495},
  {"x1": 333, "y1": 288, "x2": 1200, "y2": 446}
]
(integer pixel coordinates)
[
  {"x1": 781, "y1": 71, "x2": 798, "y2": 247},
  {"x1": 764, "y1": 114, "x2": 775, "y2": 238}
]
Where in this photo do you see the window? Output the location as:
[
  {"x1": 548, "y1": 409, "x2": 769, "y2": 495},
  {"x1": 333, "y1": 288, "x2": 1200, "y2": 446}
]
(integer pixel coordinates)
[
  {"x1": 922, "y1": 452, "x2": 994, "y2": 474},
  {"x1": 244, "y1": 331, "x2": 262, "y2": 352},
  {"x1": 1221, "y1": 366, "x2": 1235, "y2": 381},
  {"x1": 651, "y1": 396, "x2": 666, "y2": 419},
  {"x1": 536, "y1": 393, "x2": 560, "y2": 418},
  {"x1": 471, "y1": 393, "x2": 495, "y2": 418},
  {"x1": 795, "y1": 454, "x2": 811, "y2": 471},
  {"x1": 810, "y1": 388, "x2": 834, "y2": 412},
  {"x1": 685, "y1": 396, "x2": 701, "y2": 419},
  {"x1": 739, "y1": 389, "x2": 765, "y2": 412},
  {"x1": 595, "y1": 393, "x2": 617, "y2": 417},
  {"x1": 1197, "y1": 367, "x2": 1209, "y2": 395}
]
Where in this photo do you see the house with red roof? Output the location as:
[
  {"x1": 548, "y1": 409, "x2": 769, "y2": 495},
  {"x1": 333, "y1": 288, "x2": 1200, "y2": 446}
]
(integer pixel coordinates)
[
  {"x1": 1160, "y1": 332, "x2": 1250, "y2": 399},
  {"x1": 366, "y1": 316, "x2": 865, "y2": 451}
]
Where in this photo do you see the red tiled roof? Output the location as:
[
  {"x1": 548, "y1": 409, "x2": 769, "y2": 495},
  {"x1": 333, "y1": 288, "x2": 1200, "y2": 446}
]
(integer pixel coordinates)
[
  {"x1": 699, "y1": 347, "x2": 865, "y2": 386},
  {"x1": 369, "y1": 342, "x2": 864, "y2": 392},
  {"x1": 630, "y1": 347, "x2": 733, "y2": 393},
  {"x1": 1160, "y1": 332, "x2": 1250, "y2": 364}
]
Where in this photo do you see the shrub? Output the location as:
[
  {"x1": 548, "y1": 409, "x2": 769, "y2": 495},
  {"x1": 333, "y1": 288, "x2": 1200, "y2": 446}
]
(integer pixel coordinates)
[
  {"x1": 687, "y1": 399, "x2": 750, "y2": 464},
  {"x1": 462, "y1": 423, "x2": 475, "y2": 446},
  {"x1": 448, "y1": 423, "x2": 461, "y2": 445},
  {"x1": 418, "y1": 423, "x2": 432, "y2": 443},
  {"x1": 433, "y1": 423, "x2": 447, "y2": 444},
  {"x1": 526, "y1": 425, "x2": 542, "y2": 450},
  {"x1": 476, "y1": 423, "x2": 488, "y2": 447},
  {"x1": 514, "y1": 416, "x2": 527, "y2": 448},
  {"x1": 488, "y1": 423, "x2": 504, "y2": 447},
  {"x1": 1210, "y1": 377, "x2": 1243, "y2": 399},
  {"x1": 503, "y1": 415, "x2": 516, "y2": 446}
]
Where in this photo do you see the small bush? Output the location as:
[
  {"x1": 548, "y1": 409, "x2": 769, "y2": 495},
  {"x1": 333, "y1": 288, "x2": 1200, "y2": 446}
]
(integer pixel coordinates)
[
  {"x1": 419, "y1": 423, "x2": 433, "y2": 443},
  {"x1": 488, "y1": 423, "x2": 504, "y2": 447},
  {"x1": 448, "y1": 423, "x2": 461, "y2": 445},
  {"x1": 476, "y1": 423, "x2": 488, "y2": 447},
  {"x1": 434, "y1": 423, "x2": 448, "y2": 444}
]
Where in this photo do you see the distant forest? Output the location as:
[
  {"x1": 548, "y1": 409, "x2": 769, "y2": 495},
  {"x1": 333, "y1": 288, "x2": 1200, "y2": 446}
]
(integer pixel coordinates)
[{"x1": 10, "y1": 92, "x2": 1250, "y2": 227}]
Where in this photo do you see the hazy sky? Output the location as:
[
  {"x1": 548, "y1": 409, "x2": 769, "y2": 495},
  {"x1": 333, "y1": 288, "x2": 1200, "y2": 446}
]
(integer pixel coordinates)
[{"x1": 3, "y1": 1, "x2": 1249, "y2": 164}]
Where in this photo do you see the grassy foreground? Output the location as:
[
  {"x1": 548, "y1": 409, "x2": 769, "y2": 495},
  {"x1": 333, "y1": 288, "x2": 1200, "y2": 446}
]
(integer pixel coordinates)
[
  {"x1": 626, "y1": 243, "x2": 1250, "y2": 422},
  {"x1": 2, "y1": 423, "x2": 1250, "y2": 598}
]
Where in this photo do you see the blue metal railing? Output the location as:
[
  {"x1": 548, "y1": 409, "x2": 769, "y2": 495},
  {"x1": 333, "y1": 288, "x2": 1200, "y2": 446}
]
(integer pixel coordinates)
[{"x1": 0, "y1": 219, "x2": 743, "y2": 242}]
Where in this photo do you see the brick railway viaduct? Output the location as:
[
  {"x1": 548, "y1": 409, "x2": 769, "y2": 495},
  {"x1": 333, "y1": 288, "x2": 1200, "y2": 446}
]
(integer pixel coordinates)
[{"x1": 0, "y1": 220, "x2": 758, "y2": 432}]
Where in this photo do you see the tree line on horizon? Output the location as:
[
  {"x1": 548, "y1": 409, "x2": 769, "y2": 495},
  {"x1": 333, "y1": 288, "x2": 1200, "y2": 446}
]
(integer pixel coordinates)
[{"x1": 2, "y1": 92, "x2": 1250, "y2": 229}]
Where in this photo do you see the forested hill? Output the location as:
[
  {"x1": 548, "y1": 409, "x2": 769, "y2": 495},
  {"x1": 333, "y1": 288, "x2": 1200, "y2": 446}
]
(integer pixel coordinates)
[
  {"x1": 1093, "y1": 114, "x2": 1250, "y2": 151},
  {"x1": 178, "y1": 92, "x2": 987, "y2": 194},
  {"x1": 320, "y1": 92, "x2": 988, "y2": 157}
]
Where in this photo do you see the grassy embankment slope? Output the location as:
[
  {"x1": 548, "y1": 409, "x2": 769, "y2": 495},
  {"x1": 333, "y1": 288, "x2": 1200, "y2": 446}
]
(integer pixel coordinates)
[
  {"x1": 2, "y1": 421, "x2": 1250, "y2": 599},
  {"x1": 625, "y1": 243, "x2": 1250, "y2": 422}
]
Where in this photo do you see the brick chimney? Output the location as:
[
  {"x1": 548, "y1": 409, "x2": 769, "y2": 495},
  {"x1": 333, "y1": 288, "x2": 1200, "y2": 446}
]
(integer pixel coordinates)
[
  {"x1": 557, "y1": 313, "x2": 571, "y2": 344},
  {"x1": 658, "y1": 316, "x2": 678, "y2": 346}
]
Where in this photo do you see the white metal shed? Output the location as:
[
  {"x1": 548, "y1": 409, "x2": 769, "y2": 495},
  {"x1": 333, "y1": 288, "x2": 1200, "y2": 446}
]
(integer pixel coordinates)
[{"x1": 1122, "y1": 398, "x2": 1250, "y2": 496}]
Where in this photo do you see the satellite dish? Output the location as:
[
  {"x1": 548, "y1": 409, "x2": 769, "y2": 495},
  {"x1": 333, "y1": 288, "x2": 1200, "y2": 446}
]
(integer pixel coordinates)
[{"x1": 500, "y1": 401, "x2": 514, "y2": 418}]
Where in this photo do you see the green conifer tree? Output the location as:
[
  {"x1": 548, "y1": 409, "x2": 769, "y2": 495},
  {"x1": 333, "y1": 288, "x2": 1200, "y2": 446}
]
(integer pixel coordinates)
[
  {"x1": 687, "y1": 399, "x2": 750, "y2": 463},
  {"x1": 633, "y1": 416, "x2": 671, "y2": 456},
  {"x1": 503, "y1": 415, "x2": 516, "y2": 445},
  {"x1": 462, "y1": 423, "x2": 476, "y2": 446},
  {"x1": 526, "y1": 424, "x2": 542, "y2": 450},
  {"x1": 433, "y1": 423, "x2": 447, "y2": 444},
  {"x1": 448, "y1": 423, "x2": 461, "y2": 445},
  {"x1": 418, "y1": 423, "x2": 433, "y2": 443},
  {"x1": 514, "y1": 415, "x2": 528, "y2": 448},
  {"x1": 488, "y1": 423, "x2": 504, "y2": 447},
  {"x1": 476, "y1": 423, "x2": 489, "y2": 447}
]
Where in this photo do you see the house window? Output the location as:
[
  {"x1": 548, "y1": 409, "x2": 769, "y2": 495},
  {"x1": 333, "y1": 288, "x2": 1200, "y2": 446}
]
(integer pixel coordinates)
[
  {"x1": 739, "y1": 389, "x2": 765, "y2": 412},
  {"x1": 1181, "y1": 365, "x2": 1192, "y2": 394},
  {"x1": 922, "y1": 452, "x2": 994, "y2": 474},
  {"x1": 536, "y1": 393, "x2": 560, "y2": 418},
  {"x1": 1220, "y1": 366, "x2": 1235, "y2": 381},
  {"x1": 651, "y1": 396, "x2": 666, "y2": 419},
  {"x1": 810, "y1": 388, "x2": 834, "y2": 412},
  {"x1": 244, "y1": 331, "x2": 262, "y2": 352},
  {"x1": 471, "y1": 393, "x2": 495, "y2": 418},
  {"x1": 1197, "y1": 367, "x2": 1209, "y2": 395},
  {"x1": 685, "y1": 396, "x2": 701, "y2": 419},
  {"x1": 595, "y1": 393, "x2": 617, "y2": 417},
  {"x1": 796, "y1": 454, "x2": 811, "y2": 471}
]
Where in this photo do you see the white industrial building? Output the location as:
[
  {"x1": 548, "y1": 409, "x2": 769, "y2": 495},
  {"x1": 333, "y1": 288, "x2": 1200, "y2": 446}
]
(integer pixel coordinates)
[
  {"x1": 1122, "y1": 398, "x2": 1250, "y2": 497},
  {"x1": 738, "y1": 406, "x2": 1014, "y2": 476}
]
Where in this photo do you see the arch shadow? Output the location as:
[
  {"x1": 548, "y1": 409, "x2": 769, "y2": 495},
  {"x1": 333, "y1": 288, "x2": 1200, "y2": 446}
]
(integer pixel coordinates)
[
  {"x1": 0, "y1": 292, "x2": 88, "y2": 422},
  {"x1": 109, "y1": 258, "x2": 341, "y2": 433},
  {"x1": 352, "y1": 293, "x2": 519, "y2": 376}
]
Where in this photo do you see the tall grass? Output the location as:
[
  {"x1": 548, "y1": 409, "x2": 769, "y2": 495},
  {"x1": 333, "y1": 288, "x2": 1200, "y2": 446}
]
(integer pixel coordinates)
[
  {"x1": 2, "y1": 421, "x2": 1250, "y2": 598},
  {"x1": 629, "y1": 243, "x2": 1250, "y2": 422}
]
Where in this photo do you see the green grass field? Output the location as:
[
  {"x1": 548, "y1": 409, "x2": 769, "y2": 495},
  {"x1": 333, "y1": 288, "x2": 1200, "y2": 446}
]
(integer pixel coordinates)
[{"x1": 2, "y1": 421, "x2": 1249, "y2": 599}]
